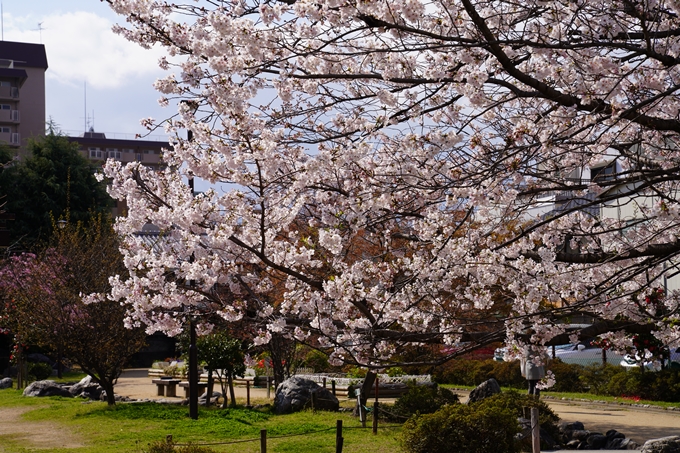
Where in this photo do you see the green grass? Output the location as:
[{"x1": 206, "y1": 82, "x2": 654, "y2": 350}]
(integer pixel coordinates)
[{"x1": 0, "y1": 388, "x2": 403, "y2": 453}]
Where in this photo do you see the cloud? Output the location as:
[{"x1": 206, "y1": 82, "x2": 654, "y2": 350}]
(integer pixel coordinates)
[{"x1": 5, "y1": 11, "x2": 165, "y2": 89}]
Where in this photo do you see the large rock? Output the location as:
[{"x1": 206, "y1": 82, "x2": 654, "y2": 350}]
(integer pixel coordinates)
[
  {"x1": 69, "y1": 375, "x2": 105, "y2": 399},
  {"x1": 274, "y1": 377, "x2": 339, "y2": 414},
  {"x1": 23, "y1": 380, "x2": 72, "y2": 398},
  {"x1": 642, "y1": 436, "x2": 680, "y2": 453},
  {"x1": 467, "y1": 378, "x2": 501, "y2": 404},
  {"x1": 0, "y1": 377, "x2": 12, "y2": 389}
]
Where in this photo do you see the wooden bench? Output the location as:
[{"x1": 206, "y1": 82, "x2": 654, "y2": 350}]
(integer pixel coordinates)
[
  {"x1": 152, "y1": 378, "x2": 181, "y2": 397},
  {"x1": 179, "y1": 382, "x2": 209, "y2": 398}
]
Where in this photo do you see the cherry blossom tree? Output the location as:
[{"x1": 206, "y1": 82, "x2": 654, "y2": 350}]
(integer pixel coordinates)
[
  {"x1": 0, "y1": 217, "x2": 146, "y2": 404},
  {"x1": 102, "y1": 0, "x2": 680, "y2": 369}
]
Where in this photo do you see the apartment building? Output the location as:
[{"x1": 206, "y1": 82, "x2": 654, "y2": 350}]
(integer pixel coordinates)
[
  {"x1": 0, "y1": 41, "x2": 47, "y2": 153},
  {"x1": 68, "y1": 129, "x2": 168, "y2": 217}
]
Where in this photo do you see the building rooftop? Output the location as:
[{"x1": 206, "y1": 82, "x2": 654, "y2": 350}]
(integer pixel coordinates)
[{"x1": 0, "y1": 41, "x2": 48, "y2": 69}]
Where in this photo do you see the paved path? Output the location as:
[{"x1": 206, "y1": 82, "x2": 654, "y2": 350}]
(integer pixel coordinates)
[{"x1": 116, "y1": 370, "x2": 680, "y2": 449}]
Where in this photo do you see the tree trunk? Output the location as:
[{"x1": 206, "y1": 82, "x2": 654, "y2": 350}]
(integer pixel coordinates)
[
  {"x1": 101, "y1": 379, "x2": 116, "y2": 406},
  {"x1": 228, "y1": 373, "x2": 236, "y2": 407},
  {"x1": 206, "y1": 369, "x2": 214, "y2": 407}
]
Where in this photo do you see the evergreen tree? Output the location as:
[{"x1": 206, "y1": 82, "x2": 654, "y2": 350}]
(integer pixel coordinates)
[{"x1": 0, "y1": 132, "x2": 110, "y2": 250}]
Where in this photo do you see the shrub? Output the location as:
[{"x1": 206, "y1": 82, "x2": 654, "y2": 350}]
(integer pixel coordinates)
[
  {"x1": 401, "y1": 399, "x2": 519, "y2": 453},
  {"x1": 387, "y1": 384, "x2": 459, "y2": 421},
  {"x1": 472, "y1": 390, "x2": 561, "y2": 443},
  {"x1": 546, "y1": 359, "x2": 586, "y2": 392},
  {"x1": 579, "y1": 363, "x2": 623, "y2": 394},
  {"x1": 28, "y1": 362, "x2": 53, "y2": 381}
]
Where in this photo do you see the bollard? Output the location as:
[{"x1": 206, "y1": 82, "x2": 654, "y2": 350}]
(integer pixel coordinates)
[
  {"x1": 336, "y1": 420, "x2": 343, "y2": 453},
  {"x1": 260, "y1": 429, "x2": 267, "y2": 453},
  {"x1": 372, "y1": 401, "x2": 379, "y2": 434},
  {"x1": 246, "y1": 380, "x2": 251, "y2": 406}
]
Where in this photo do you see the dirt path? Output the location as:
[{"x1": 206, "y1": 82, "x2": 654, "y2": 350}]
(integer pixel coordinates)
[
  {"x1": 0, "y1": 406, "x2": 84, "y2": 451},
  {"x1": 545, "y1": 400, "x2": 680, "y2": 445}
]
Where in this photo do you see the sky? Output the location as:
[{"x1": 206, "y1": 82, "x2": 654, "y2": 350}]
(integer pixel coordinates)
[{"x1": 4, "y1": 0, "x2": 171, "y2": 140}]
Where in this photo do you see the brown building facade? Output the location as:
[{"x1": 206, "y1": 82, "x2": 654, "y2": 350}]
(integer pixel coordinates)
[{"x1": 0, "y1": 41, "x2": 47, "y2": 154}]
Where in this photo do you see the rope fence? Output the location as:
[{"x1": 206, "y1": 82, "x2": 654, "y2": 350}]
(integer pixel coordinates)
[{"x1": 166, "y1": 417, "x2": 403, "y2": 453}]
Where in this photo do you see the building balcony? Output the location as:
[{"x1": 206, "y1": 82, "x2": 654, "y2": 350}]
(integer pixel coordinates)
[
  {"x1": 0, "y1": 109, "x2": 19, "y2": 123},
  {"x1": 0, "y1": 131, "x2": 20, "y2": 147},
  {"x1": 0, "y1": 86, "x2": 18, "y2": 100}
]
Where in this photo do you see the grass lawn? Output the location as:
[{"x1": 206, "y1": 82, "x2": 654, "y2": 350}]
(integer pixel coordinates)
[{"x1": 0, "y1": 388, "x2": 403, "y2": 453}]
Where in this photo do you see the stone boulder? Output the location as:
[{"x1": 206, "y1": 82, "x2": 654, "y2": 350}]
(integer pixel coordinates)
[
  {"x1": 558, "y1": 421, "x2": 639, "y2": 450},
  {"x1": 23, "y1": 380, "x2": 72, "y2": 398},
  {"x1": 467, "y1": 378, "x2": 501, "y2": 404},
  {"x1": 642, "y1": 436, "x2": 680, "y2": 453},
  {"x1": 274, "y1": 377, "x2": 339, "y2": 414},
  {"x1": 0, "y1": 377, "x2": 12, "y2": 389},
  {"x1": 69, "y1": 375, "x2": 104, "y2": 399}
]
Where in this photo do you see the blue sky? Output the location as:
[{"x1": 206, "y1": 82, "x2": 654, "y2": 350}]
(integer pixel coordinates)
[{"x1": 4, "y1": 0, "x2": 171, "y2": 139}]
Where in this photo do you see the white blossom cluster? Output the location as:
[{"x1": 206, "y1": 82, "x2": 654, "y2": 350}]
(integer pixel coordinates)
[{"x1": 101, "y1": 0, "x2": 680, "y2": 368}]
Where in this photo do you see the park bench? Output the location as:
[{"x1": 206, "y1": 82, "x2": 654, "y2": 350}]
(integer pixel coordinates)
[{"x1": 152, "y1": 378, "x2": 181, "y2": 397}]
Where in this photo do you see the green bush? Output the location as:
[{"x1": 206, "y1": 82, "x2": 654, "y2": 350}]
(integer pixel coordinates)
[
  {"x1": 579, "y1": 363, "x2": 622, "y2": 394},
  {"x1": 547, "y1": 359, "x2": 586, "y2": 392},
  {"x1": 387, "y1": 384, "x2": 459, "y2": 421},
  {"x1": 28, "y1": 362, "x2": 53, "y2": 381},
  {"x1": 435, "y1": 357, "x2": 680, "y2": 402},
  {"x1": 143, "y1": 440, "x2": 219, "y2": 453},
  {"x1": 472, "y1": 390, "x2": 561, "y2": 443},
  {"x1": 401, "y1": 399, "x2": 519, "y2": 453}
]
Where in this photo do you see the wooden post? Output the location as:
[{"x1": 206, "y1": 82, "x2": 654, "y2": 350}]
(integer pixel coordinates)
[
  {"x1": 359, "y1": 391, "x2": 366, "y2": 428},
  {"x1": 602, "y1": 348, "x2": 607, "y2": 365},
  {"x1": 246, "y1": 380, "x2": 251, "y2": 406},
  {"x1": 260, "y1": 429, "x2": 267, "y2": 453},
  {"x1": 311, "y1": 390, "x2": 318, "y2": 412},
  {"x1": 323, "y1": 377, "x2": 327, "y2": 388},
  {"x1": 375, "y1": 376, "x2": 379, "y2": 402},
  {"x1": 372, "y1": 401, "x2": 379, "y2": 434},
  {"x1": 335, "y1": 420, "x2": 343, "y2": 453},
  {"x1": 331, "y1": 380, "x2": 336, "y2": 396},
  {"x1": 266, "y1": 376, "x2": 271, "y2": 399},
  {"x1": 531, "y1": 407, "x2": 540, "y2": 453}
]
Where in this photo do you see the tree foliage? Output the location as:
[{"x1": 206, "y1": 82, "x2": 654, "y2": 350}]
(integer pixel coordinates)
[
  {"x1": 195, "y1": 331, "x2": 246, "y2": 407},
  {"x1": 0, "y1": 216, "x2": 146, "y2": 405},
  {"x1": 102, "y1": 0, "x2": 680, "y2": 369},
  {"x1": 0, "y1": 132, "x2": 110, "y2": 250}
]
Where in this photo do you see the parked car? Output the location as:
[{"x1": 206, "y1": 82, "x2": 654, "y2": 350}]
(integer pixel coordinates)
[
  {"x1": 552, "y1": 342, "x2": 625, "y2": 366},
  {"x1": 620, "y1": 348, "x2": 680, "y2": 370},
  {"x1": 495, "y1": 342, "x2": 626, "y2": 367}
]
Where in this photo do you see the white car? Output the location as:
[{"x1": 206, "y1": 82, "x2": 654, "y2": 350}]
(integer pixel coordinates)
[
  {"x1": 495, "y1": 342, "x2": 625, "y2": 366},
  {"x1": 619, "y1": 348, "x2": 680, "y2": 370}
]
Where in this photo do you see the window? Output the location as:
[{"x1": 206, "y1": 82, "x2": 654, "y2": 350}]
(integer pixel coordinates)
[
  {"x1": 0, "y1": 104, "x2": 10, "y2": 110},
  {"x1": 0, "y1": 127, "x2": 10, "y2": 133},
  {"x1": 88, "y1": 147, "x2": 103, "y2": 159},
  {"x1": 144, "y1": 149, "x2": 156, "y2": 154},
  {"x1": 0, "y1": 81, "x2": 10, "y2": 87},
  {"x1": 107, "y1": 150, "x2": 121, "y2": 160},
  {"x1": 591, "y1": 161, "x2": 616, "y2": 182}
]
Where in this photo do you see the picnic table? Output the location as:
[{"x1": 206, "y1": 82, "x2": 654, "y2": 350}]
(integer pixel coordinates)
[{"x1": 152, "y1": 378, "x2": 181, "y2": 397}]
